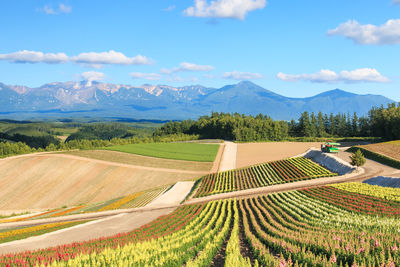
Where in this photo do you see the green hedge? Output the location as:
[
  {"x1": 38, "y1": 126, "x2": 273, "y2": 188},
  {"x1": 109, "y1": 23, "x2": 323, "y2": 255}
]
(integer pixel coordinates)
[{"x1": 347, "y1": 146, "x2": 400, "y2": 170}]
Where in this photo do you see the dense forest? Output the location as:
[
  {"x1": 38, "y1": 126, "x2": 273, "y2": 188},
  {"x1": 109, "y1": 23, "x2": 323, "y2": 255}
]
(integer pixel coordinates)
[
  {"x1": 65, "y1": 123, "x2": 154, "y2": 142},
  {"x1": 154, "y1": 103, "x2": 400, "y2": 141}
]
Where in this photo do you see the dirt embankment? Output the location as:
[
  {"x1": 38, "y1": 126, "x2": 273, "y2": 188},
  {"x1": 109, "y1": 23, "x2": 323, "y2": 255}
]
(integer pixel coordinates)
[{"x1": 300, "y1": 148, "x2": 356, "y2": 175}]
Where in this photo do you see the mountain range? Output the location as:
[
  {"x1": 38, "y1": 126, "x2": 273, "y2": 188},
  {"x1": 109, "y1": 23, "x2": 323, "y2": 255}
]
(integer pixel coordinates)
[{"x1": 0, "y1": 81, "x2": 395, "y2": 121}]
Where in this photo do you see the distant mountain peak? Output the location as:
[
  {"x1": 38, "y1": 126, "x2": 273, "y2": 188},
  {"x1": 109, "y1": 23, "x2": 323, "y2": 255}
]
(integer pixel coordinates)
[{"x1": 0, "y1": 81, "x2": 394, "y2": 120}]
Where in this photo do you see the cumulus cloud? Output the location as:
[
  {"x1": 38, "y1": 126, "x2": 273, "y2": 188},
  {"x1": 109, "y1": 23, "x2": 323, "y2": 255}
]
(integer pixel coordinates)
[
  {"x1": 184, "y1": 0, "x2": 266, "y2": 20},
  {"x1": 130, "y1": 72, "x2": 162, "y2": 81},
  {"x1": 72, "y1": 50, "x2": 153, "y2": 66},
  {"x1": 161, "y1": 62, "x2": 214, "y2": 74},
  {"x1": 327, "y1": 19, "x2": 400, "y2": 45},
  {"x1": 41, "y1": 3, "x2": 72, "y2": 15},
  {"x1": 80, "y1": 71, "x2": 104, "y2": 86},
  {"x1": 277, "y1": 68, "x2": 390, "y2": 83},
  {"x1": 223, "y1": 71, "x2": 263, "y2": 80},
  {"x1": 0, "y1": 50, "x2": 69, "y2": 64},
  {"x1": 0, "y1": 50, "x2": 152, "y2": 67}
]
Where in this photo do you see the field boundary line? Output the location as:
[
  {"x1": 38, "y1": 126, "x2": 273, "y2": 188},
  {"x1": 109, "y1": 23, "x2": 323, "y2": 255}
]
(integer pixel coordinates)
[
  {"x1": 24, "y1": 153, "x2": 209, "y2": 175},
  {"x1": 0, "y1": 204, "x2": 181, "y2": 230}
]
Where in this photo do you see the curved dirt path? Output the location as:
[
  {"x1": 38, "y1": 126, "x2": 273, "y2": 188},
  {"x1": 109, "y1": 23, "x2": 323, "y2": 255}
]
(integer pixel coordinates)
[
  {"x1": 218, "y1": 141, "x2": 237, "y2": 172},
  {"x1": 0, "y1": 208, "x2": 175, "y2": 255},
  {"x1": 0, "y1": 182, "x2": 194, "y2": 254}
]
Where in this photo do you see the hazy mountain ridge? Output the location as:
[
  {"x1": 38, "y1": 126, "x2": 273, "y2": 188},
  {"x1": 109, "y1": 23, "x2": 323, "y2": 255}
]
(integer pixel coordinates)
[{"x1": 0, "y1": 81, "x2": 395, "y2": 120}]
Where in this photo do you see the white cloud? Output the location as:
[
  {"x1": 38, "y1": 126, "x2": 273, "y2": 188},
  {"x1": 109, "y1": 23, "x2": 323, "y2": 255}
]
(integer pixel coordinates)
[
  {"x1": 340, "y1": 68, "x2": 390, "y2": 83},
  {"x1": 277, "y1": 69, "x2": 339, "y2": 83},
  {"x1": 0, "y1": 50, "x2": 68, "y2": 64},
  {"x1": 72, "y1": 50, "x2": 153, "y2": 66},
  {"x1": 0, "y1": 50, "x2": 152, "y2": 67},
  {"x1": 277, "y1": 68, "x2": 390, "y2": 83},
  {"x1": 164, "y1": 5, "x2": 176, "y2": 11},
  {"x1": 161, "y1": 62, "x2": 214, "y2": 74},
  {"x1": 184, "y1": 0, "x2": 266, "y2": 20},
  {"x1": 327, "y1": 19, "x2": 400, "y2": 45},
  {"x1": 41, "y1": 3, "x2": 71, "y2": 15},
  {"x1": 223, "y1": 70, "x2": 263, "y2": 80},
  {"x1": 130, "y1": 72, "x2": 162, "y2": 81},
  {"x1": 80, "y1": 71, "x2": 104, "y2": 86}
]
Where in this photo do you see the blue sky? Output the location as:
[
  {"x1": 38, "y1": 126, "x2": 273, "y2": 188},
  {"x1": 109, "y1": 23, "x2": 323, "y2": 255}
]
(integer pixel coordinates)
[{"x1": 0, "y1": 0, "x2": 399, "y2": 100}]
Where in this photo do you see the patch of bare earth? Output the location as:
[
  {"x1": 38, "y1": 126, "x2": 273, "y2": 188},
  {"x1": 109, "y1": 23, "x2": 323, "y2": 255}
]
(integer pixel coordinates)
[
  {"x1": 0, "y1": 154, "x2": 199, "y2": 211},
  {"x1": 236, "y1": 142, "x2": 322, "y2": 168},
  {"x1": 64, "y1": 150, "x2": 213, "y2": 172},
  {"x1": 360, "y1": 143, "x2": 400, "y2": 162}
]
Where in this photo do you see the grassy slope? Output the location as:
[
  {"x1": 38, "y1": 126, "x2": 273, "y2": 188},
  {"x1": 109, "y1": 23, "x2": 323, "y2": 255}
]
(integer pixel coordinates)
[{"x1": 103, "y1": 143, "x2": 220, "y2": 162}]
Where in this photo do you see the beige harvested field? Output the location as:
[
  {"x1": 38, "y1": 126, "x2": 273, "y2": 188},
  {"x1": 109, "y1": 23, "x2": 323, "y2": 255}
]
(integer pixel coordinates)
[
  {"x1": 236, "y1": 142, "x2": 322, "y2": 168},
  {"x1": 359, "y1": 142, "x2": 400, "y2": 162},
  {"x1": 64, "y1": 150, "x2": 214, "y2": 172},
  {"x1": 0, "y1": 154, "x2": 201, "y2": 211}
]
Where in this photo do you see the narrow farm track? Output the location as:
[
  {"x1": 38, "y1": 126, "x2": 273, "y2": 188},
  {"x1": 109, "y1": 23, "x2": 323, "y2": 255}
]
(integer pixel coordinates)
[
  {"x1": 0, "y1": 182, "x2": 194, "y2": 254},
  {"x1": 0, "y1": 208, "x2": 175, "y2": 255},
  {"x1": 218, "y1": 141, "x2": 237, "y2": 172}
]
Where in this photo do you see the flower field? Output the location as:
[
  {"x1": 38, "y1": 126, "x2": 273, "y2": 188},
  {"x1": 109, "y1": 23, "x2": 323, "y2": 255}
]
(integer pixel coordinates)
[
  {"x1": 194, "y1": 157, "x2": 336, "y2": 197},
  {"x1": 0, "y1": 221, "x2": 87, "y2": 244},
  {"x1": 0, "y1": 186, "x2": 169, "y2": 224},
  {"x1": 2, "y1": 184, "x2": 400, "y2": 266},
  {"x1": 331, "y1": 182, "x2": 400, "y2": 202}
]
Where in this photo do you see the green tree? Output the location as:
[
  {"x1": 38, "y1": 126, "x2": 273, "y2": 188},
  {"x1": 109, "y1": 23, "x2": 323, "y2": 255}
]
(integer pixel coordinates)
[{"x1": 349, "y1": 149, "x2": 366, "y2": 167}]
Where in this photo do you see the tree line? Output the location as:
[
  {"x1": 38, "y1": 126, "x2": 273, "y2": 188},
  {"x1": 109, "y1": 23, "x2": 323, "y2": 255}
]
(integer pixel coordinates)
[{"x1": 154, "y1": 103, "x2": 400, "y2": 141}]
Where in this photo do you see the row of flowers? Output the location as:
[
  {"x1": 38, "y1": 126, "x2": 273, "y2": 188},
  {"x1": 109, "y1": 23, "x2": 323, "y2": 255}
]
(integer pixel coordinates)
[{"x1": 194, "y1": 157, "x2": 337, "y2": 198}]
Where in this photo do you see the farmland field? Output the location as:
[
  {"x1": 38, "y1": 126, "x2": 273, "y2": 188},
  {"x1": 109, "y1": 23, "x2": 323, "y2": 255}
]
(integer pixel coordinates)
[
  {"x1": 3, "y1": 187, "x2": 400, "y2": 266},
  {"x1": 0, "y1": 220, "x2": 88, "y2": 244},
  {"x1": 357, "y1": 141, "x2": 400, "y2": 162},
  {"x1": 0, "y1": 186, "x2": 170, "y2": 222},
  {"x1": 102, "y1": 142, "x2": 220, "y2": 162},
  {"x1": 0, "y1": 154, "x2": 197, "y2": 211},
  {"x1": 194, "y1": 157, "x2": 336, "y2": 197},
  {"x1": 236, "y1": 142, "x2": 321, "y2": 168},
  {"x1": 63, "y1": 150, "x2": 214, "y2": 172}
]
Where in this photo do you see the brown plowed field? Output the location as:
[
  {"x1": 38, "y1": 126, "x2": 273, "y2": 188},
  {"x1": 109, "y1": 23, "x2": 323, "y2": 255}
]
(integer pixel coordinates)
[
  {"x1": 0, "y1": 154, "x2": 201, "y2": 211},
  {"x1": 358, "y1": 142, "x2": 400, "y2": 161},
  {"x1": 236, "y1": 142, "x2": 322, "y2": 168},
  {"x1": 64, "y1": 150, "x2": 215, "y2": 172}
]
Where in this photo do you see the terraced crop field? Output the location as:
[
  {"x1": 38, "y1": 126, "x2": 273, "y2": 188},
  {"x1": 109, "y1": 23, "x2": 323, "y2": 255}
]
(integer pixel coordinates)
[
  {"x1": 194, "y1": 157, "x2": 336, "y2": 197},
  {"x1": 3, "y1": 187, "x2": 400, "y2": 266},
  {"x1": 0, "y1": 186, "x2": 170, "y2": 223},
  {"x1": 0, "y1": 220, "x2": 88, "y2": 244},
  {"x1": 0, "y1": 154, "x2": 194, "y2": 210}
]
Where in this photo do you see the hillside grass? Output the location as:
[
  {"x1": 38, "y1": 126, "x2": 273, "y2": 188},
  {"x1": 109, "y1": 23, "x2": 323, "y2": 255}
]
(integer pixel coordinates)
[{"x1": 102, "y1": 142, "x2": 219, "y2": 162}]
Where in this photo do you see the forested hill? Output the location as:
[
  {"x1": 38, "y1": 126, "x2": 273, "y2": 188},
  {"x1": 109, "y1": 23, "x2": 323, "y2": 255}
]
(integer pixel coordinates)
[{"x1": 154, "y1": 103, "x2": 400, "y2": 142}]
